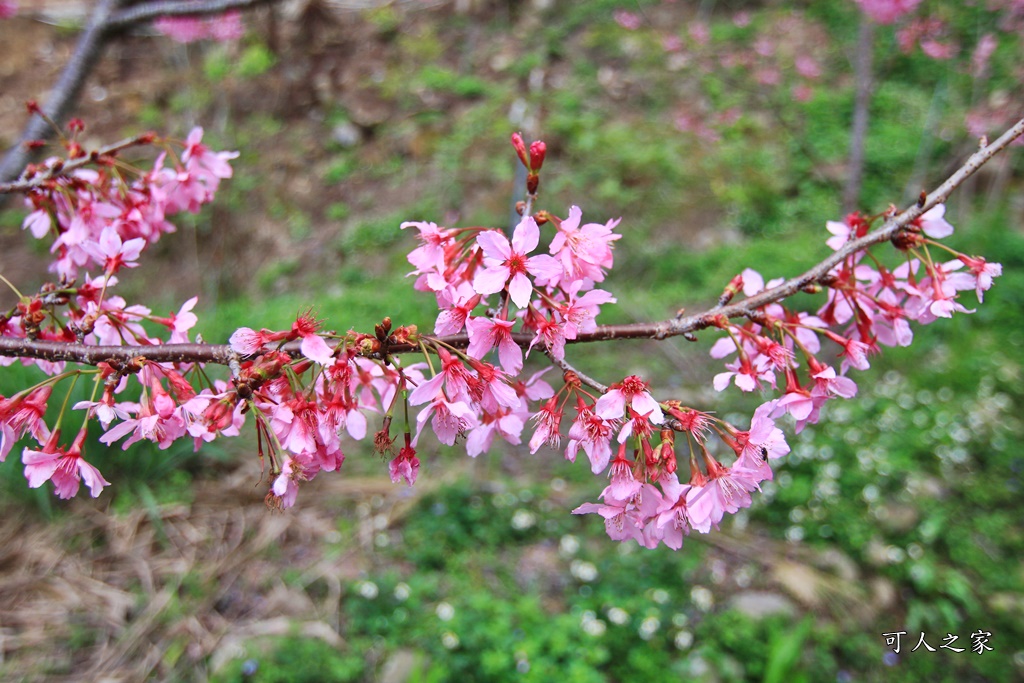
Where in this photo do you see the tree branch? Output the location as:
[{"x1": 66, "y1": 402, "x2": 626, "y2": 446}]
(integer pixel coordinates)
[
  {"x1": 0, "y1": 0, "x2": 124, "y2": 183},
  {"x1": 107, "y1": 0, "x2": 277, "y2": 30},
  {"x1": 2, "y1": 118, "x2": 1022, "y2": 369},
  {"x1": 0, "y1": 135, "x2": 156, "y2": 192}
]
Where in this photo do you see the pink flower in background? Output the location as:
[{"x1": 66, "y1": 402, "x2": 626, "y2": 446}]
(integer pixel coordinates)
[
  {"x1": 688, "y1": 21, "x2": 710, "y2": 45},
  {"x1": 613, "y1": 10, "x2": 641, "y2": 31},
  {"x1": 897, "y1": 18, "x2": 958, "y2": 59},
  {"x1": 971, "y1": 33, "x2": 998, "y2": 78},
  {"x1": 755, "y1": 67, "x2": 781, "y2": 87},
  {"x1": 154, "y1": 17, "x2": 206, "y2": 43},
  {"x1": 794, "y1": 55, "x2": 822, "y2": 79},
  {"x1": 0, "y1": 1, "x2": 16, "y2": 19},
  {"x1": 853, "y1": 0, "x2": 921, "y2": 24},
  {"x1": 662, "y1": 35, "x2": 683, "y2": 53},
  {"x1": 155, "y1": 10, "x2": 244, "y2": 43}
]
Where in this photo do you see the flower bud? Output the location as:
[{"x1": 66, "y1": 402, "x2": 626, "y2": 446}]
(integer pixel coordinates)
[
  {"x1": 718, "y1": 273, "x2": 743, "y2": 306},
  {"x1": 202, "y1": 396, "x2": 237, "y2": 432},
  {"x1": 510, "y1": 132, "x2": 528, "y2": 168},
  {"x1": 529, "y1": 140, "x2": 546, "y2": 171}
]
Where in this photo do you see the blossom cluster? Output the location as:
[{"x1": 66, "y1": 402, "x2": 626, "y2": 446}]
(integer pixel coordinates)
[
  {"x1": 21, "y1": 126, "x2": 235, "y2": 281},
  {"x1": 1, "y1": 125, "x2": 236, "y2": 498},
  {"x1": 568, "y1": 204, "x2": 1000, "y2": 549}
]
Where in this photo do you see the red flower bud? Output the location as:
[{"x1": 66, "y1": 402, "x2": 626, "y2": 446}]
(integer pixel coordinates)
[
  {"x1": 529, "y1": 140, "x2": 546, "y2": 171},
  {"x1": 510, "y1": 132, "x2": 528, "y2": 168}
]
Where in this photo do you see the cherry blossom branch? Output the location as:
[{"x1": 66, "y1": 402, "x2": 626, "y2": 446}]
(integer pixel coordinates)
[
  {"x1": 0, "y1": 338, "x2": 238, "y2": 366},
  {"x1": 0, "y1": 134, "x2": 156, "y2": 192},
  {"x1": 1, "y1": 117, "x2": 1021, "y2": 370}
]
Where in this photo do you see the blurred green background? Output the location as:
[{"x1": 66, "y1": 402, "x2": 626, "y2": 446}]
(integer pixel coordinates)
[{"x1": 0, "y1": 1, "x2": 1022, "y2": 681}]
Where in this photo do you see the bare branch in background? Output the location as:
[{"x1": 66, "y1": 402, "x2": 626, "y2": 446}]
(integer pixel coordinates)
[{"x1": 0, "y1": 0, "x2": 281, "y2": 183}]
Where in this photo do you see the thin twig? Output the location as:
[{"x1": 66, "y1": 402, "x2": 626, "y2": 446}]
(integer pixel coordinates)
[{"x1": 0, "y1": 136, "x2": 156, "y2": 193}]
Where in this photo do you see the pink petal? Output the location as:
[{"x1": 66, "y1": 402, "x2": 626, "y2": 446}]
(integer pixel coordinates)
[
  {"x1": 473, "y1": 265, "x2": 510, "y2": 296},
  {"x1": 300, "y1": 334, "x2": 334, "y2": 365},
  {"x1": 507, "y1": 272, "x2": 533, "y2": 308},
  {"x1": 78, "y1": 459, "x2": 110, "y2": 497},
  {"x1": 511, "y1": 216, "x2": 540, "y2": 254},
  {"x1": 497, "y1": 336, "x2": 523, "y2": 375},
  {"x1": 476, "y1": 230, "x2": 511, "y2": 261}
]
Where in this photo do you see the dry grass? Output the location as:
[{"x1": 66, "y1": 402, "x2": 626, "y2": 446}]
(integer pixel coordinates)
[{"x1": 0, "y1": 461, "x2": 447, "y2": 682}]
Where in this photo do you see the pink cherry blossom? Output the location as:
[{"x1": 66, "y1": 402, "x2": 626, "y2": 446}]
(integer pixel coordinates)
[
  {"x1": 733, "y1": 401, "x2": 790, "y2": 468},
  {"x1": 549, "y1": 206, "x2": 621, "y2": 286},
  {"x1": 952, "y1": 255, "x2": 1002, "y2": 302},
  {"x1": 389, "y1": 438, "x2": 420, "y2": 486},
  {"x1": 607, "y1": 445, "x2": 641, "y2": 500},
  {"x1": 654, "y1": 472, "x2": 692, "y2": 550},
  {"x1": 853, "y1": 0, "x2": 921, "y2": 24},
  {"x1": 595, "y1": 375, "x2": 664, "y2": 425},
  {"x1": 473, "y1": 217, "x2": 561, "y2": 308},
  {"x1": 566, "y1": 399, "x2": 616, "y2": 473},
  {"x1": 271, "y1": 454, "x2": 312, "y2": 509},
  {"x1": 560, "y1": 282, "x2": 616, "y2": 339},
  {"x1": 23, "y1": 431, "x2": 109, "y2": 499},
  {"x1": 434, "y1": 283, "x2": 480, "y2": 335},
  {"x1": 403, "y1": 221, "x2": 454, "y2": 274},
  {"x1": 528, "y1": 397, "x2": 563, "y2": 454},
  {"x1": 0, "y1": 385, "x2": 53, "y2": 449},
  {"x1": 465, "y1": 409, "x2": 524, "y2": 457},
  {"x1": 573, "y1": 483, "x2": 663, "y2": 545},
  {"x1": 466, "y1": 316, "x2": 522, "y2": 374},
  {"x1": 713, "y1": 356, "x2": 775, "y2": 392},
  {"x1": 414, "y1": 395, "x2": 478, "y2": 447}
]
